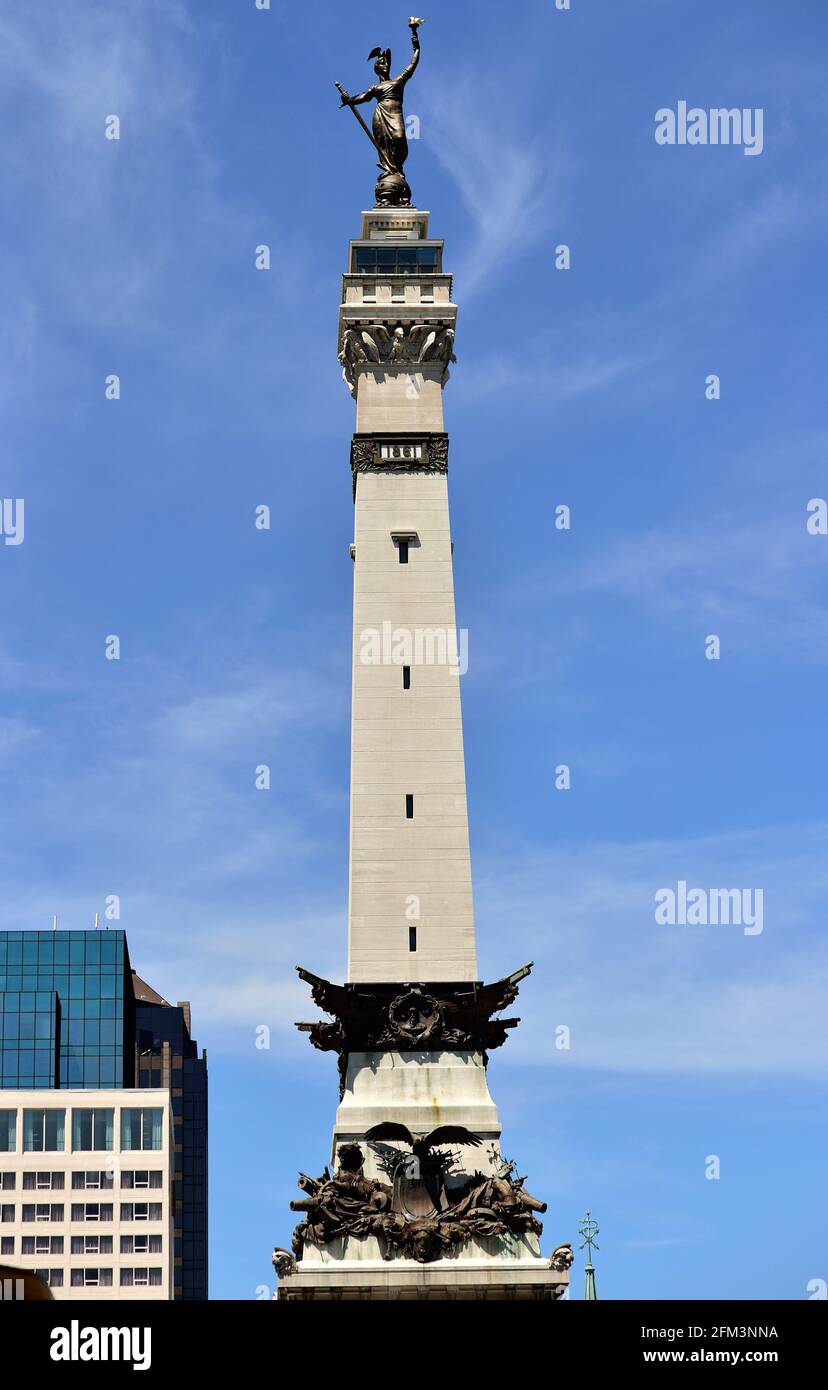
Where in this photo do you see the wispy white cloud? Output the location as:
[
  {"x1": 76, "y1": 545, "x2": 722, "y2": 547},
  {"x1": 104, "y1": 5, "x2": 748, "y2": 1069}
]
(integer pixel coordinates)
[
  {"x1": 475, "y1": 822, "x2": 828, "y2": 1078},
  {"x1": 422, "y1": 70, "x2": 566, "y2": 298},
  {"x1": 695, "y1": 184, "x2": 808, "y2": 277},
  {"x1": 0, "y1": 1, "x2": 206, "y2": 329},
  {"x1": 0, "y1": 0, "x2": 323, "y2": 432},
  {"x1": 0, "y1": 630, "x2": 349, "y2": 1024},
  {"x1": 453, "y1": 348, "x2": 652, "y2": 406},
  {"x1": 553, "y1": 513, "x2": 828, "y2": 660}
]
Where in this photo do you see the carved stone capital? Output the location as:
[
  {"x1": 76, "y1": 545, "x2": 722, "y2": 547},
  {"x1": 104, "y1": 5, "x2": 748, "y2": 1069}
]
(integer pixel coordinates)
[{"x1": 339, "y1": 321, "x2": 457, "y2": 393}]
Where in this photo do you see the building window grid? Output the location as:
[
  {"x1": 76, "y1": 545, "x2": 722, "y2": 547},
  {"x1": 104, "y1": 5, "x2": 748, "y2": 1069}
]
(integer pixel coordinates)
[
  {"x1": 70, "y1": 1267, "x2": 113, "y2": 1288},
  {"x1": 23, "y1": 1171, "x2": 64, "y2": 1191},
  {"x1": 121, "y1": 1202, "x2": 162, "y2": 1223},
  {"x1": 22, "y1": 1203, "x2": 63, "y2": 1222},
  {"x1": 121, "y1": 1233, "x2": 163, "y2": 1255},
  {"x1": 350, "y1": 245, "x2": 441, "y2": 275},
  {"x1": 72, "y1": 1170, "x2": 114, "y2": 1190},
  {"x1": 70, "y1": 1203, "x2": 113, "y2": 1223},
  {"x1": 72, "y1": 1107, "x2": 114, "y2": 1152},
  {"x1": 120, "y1": 1267, "x2": 163, "y2": 1287},
  {"x1": 22, "y1": 1235, "x2": 63, "y2": 1255},
  {"x1": 122, "y1": 1170, "x2": 162, "y2": 1189},
  {"x1": 121, "y1": 1108, "x2": 163, "y2": 1152},
  {"x1": 70, "y1": 1235, "x2": 113, "y2": 1255},
  {"x1": 23, "y1": 1108, "x2": 65, "y2": 1152}
]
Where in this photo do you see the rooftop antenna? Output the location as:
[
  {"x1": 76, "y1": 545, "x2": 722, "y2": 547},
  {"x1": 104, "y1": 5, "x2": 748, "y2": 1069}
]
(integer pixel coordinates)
[
  {"x1": 52, "y1": 915, "x2": 58, "y2": 931},
  {"x1": 93, "y1": 912, "x2": 100, "y2": 930}
]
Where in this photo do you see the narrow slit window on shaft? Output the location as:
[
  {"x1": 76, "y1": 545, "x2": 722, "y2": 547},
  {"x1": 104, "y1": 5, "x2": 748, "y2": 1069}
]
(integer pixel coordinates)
[
  {"x1": 405, "y1": 794, "x2": 414, "y2": 819},
  {"x1": 408, "y1": 927, "x2": 417, "y2": 952},
  {"x1": 398, "y1": 540, "x2": 409, "y2": 564},
  {"x1": 402, "y1": 665, "x2": 411, "y2": 690}
]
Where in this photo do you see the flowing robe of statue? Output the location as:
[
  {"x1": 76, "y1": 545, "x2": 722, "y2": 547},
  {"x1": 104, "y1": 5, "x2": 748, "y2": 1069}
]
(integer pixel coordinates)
[
  {"x1": 361, "y1": 59, "x2": 418, "y2": 177},
  {"x1": 344, "y1": 28, "x2": 421, "y2": 203}
]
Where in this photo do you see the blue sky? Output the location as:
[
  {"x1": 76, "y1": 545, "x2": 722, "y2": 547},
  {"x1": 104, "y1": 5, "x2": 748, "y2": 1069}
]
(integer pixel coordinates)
[{"x1": 1, "y1": 0, "x2": 827, "y2": 1299}]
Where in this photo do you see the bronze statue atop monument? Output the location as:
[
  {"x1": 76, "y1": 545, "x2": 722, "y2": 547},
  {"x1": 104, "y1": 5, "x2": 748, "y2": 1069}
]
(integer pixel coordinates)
[{"x1": 336, "y1": 18, "x2": 425, "y2": 208}]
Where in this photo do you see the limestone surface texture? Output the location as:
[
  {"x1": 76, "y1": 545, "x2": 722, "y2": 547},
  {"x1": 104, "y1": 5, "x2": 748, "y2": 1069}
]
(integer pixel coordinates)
[{"x1": 345, "y1": 210, "x2": 473, "y2": 985}]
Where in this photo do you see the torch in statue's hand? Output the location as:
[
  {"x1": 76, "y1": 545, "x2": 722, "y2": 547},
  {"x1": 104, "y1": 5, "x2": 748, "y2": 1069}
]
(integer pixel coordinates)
[{"x1": 409, "y1": 17, "x2": 426, "y2": 30}]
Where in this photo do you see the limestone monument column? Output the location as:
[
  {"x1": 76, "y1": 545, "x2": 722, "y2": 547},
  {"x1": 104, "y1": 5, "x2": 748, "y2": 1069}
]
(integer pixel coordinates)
[{"x1": 273, "y1": 21, "x2": 572, "y2": 1300}]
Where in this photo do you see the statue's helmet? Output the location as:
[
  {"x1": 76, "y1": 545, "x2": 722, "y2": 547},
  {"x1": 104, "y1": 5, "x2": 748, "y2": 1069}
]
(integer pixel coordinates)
[{"x1": 368, "y1": 47, "x2": 391, "y2": 78}]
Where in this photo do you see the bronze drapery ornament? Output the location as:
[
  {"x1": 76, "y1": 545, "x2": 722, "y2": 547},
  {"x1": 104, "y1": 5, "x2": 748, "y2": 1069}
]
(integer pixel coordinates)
[{"x1": 336, "y1": 18, "x2": 425, "y2": 207}]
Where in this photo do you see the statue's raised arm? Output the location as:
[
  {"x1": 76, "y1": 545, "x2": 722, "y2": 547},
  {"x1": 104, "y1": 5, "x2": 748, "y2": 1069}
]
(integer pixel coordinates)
[
  {"x1": 395, "y1": 20, "x2": 422, "y2": 86},
  {"x1": 336, "y1": 19, "x2": 425, "y2": 208}
]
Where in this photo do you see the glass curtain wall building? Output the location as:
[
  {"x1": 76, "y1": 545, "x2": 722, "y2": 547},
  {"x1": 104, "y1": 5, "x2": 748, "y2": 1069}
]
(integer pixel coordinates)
[{"x1": 0, "y1": 931, "x2": 130, "y2": 1089}]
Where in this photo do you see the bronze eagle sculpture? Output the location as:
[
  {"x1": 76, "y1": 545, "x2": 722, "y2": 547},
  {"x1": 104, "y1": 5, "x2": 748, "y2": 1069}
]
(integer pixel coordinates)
[{"x1": 365, "y1": 1122, "x2": 482, "y2": 1166}]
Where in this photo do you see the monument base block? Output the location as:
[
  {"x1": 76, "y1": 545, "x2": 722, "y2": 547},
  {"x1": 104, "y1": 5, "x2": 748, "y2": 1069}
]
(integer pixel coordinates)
[{"x1": 276, "y1": 1261, "x2": 569, "y2": 1301}]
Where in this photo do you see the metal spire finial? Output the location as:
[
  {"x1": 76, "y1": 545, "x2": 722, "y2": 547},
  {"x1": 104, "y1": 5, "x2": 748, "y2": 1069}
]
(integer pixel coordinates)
[{"x1": 578, "y1": 1210, "x2": 600, "y2": 1300}]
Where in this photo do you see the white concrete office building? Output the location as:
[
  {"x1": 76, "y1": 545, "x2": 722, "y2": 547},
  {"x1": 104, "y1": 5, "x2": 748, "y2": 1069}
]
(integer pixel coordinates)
[{"x1": 0, "y1": 1089, "x2": 174, "y2": 1299}]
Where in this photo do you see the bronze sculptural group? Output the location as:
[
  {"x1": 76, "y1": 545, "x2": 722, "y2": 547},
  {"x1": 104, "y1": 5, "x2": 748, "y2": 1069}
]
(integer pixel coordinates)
[
  {"x1": 336, "y1": 18, "x2": 425, "y2": 207},
  {"x1": 288, "y1": 1135, "x2": 563, "y2": 1267}
]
